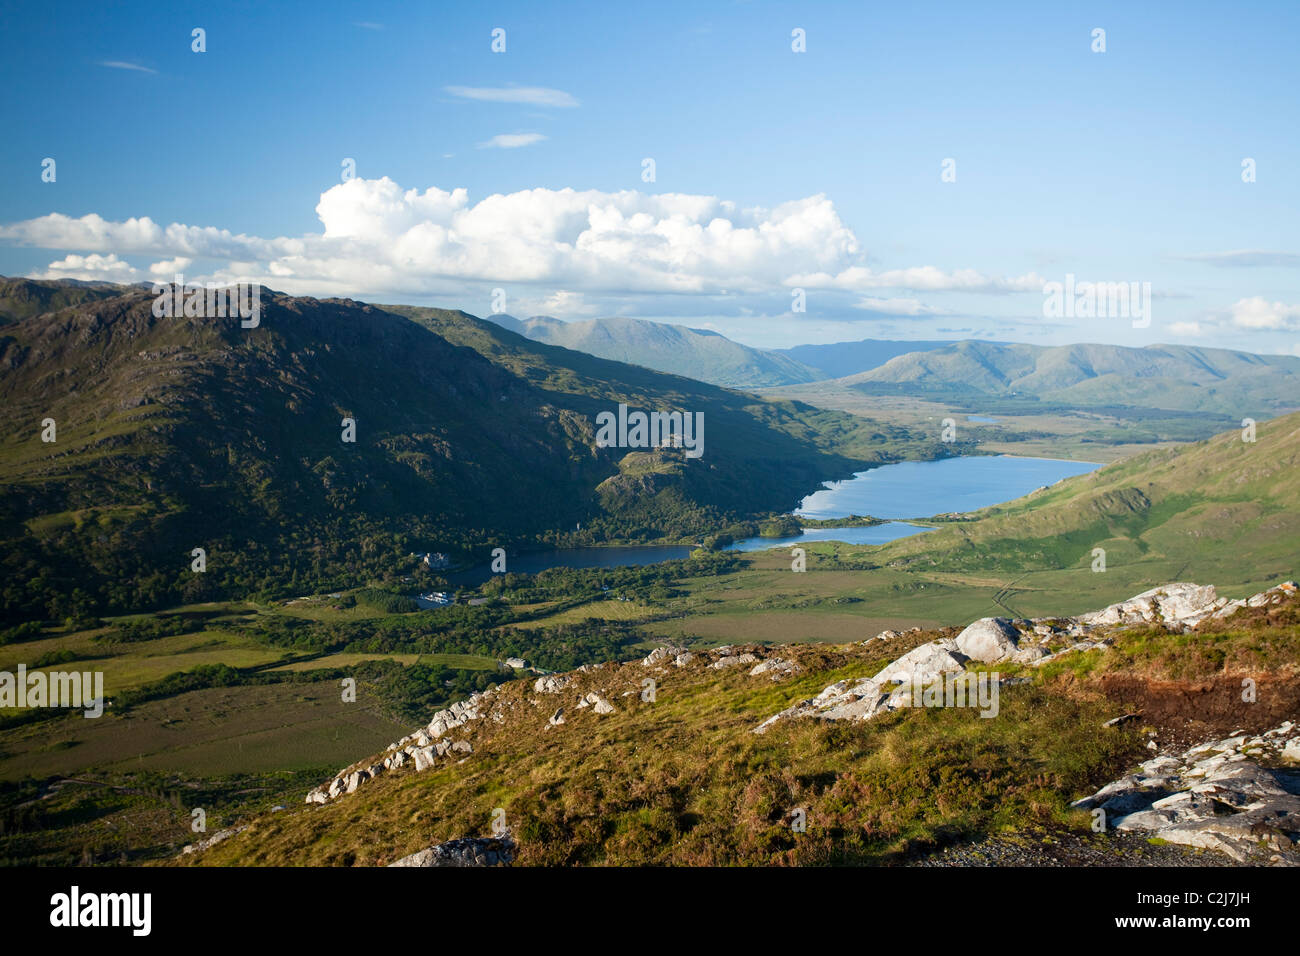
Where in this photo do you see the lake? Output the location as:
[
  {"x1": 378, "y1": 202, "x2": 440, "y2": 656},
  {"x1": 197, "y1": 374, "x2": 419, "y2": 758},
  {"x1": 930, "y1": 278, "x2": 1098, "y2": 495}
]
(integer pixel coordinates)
[
  {"x1": 433, "y1": 455, "x2": 1100, "y2": 584},
  {"x1": 729, "y1": 454, "x2": 1099, "y2": 551},
  {"x1": 794, "y1": 455, "x2": 1100, "y2": 521}
]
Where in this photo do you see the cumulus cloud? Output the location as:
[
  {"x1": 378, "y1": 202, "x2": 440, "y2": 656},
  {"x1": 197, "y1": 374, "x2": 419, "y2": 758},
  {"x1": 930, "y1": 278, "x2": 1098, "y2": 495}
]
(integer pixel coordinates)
[
  {"x1": 0, "y1": 177, "x2": 1045, "y2": 310},
  {"x1": 1227, "y1": 296, "x2": 1300, "y2": 331},
  {"x1": 445, "y1": 85, "x2": 579, "y2": 107},
  {"x1": 34, "y1": 253, "x2": 139, "y2": 281},
  {"x1": 477, "y1": 133, "x2": 547, "y2": 149},
  {"x1": 149, "y1": 257, "x2": 194, "y2": 277}
]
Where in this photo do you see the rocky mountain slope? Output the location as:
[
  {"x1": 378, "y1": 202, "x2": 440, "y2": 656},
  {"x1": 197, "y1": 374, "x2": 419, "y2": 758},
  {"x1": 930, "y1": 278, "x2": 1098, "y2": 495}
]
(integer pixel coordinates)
[{"x1": 181, "y1": 581, "x2": 1300, "y2": 867}]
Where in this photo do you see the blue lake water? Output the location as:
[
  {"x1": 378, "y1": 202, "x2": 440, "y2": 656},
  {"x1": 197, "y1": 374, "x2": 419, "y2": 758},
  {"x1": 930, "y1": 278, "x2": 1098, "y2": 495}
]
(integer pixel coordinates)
[
  {"x1": 794, "y1": 455, "x2": 1100, "y2": 522},
  {"x1": 728, "y1": 522, "x2": 932, "y2": 552},
  {"x1": 790, "y1": 455, "x2": 1097, "y2": 522},
  {"x1": 967, "y1": 415, "x2": 999, "y2": 423},
  {"x1": 433, "y1": 455, "x2": 1100, "y2": 582}
]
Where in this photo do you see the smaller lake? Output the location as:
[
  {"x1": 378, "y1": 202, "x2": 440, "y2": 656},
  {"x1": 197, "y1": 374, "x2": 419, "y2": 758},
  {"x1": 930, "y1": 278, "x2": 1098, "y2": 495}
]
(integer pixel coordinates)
[
  {"x1": 441, "y1": 545, "x2": 695, "y2": 589},
  {"x1": 795, "y1": 454, "x2": 1100, "y2": 521},
  {"x1": 727, "y1": 523, "x2": 931, "y2": 552},
  {"x1": 967, "y1": 415, "x2": 998, "y2": 423}
]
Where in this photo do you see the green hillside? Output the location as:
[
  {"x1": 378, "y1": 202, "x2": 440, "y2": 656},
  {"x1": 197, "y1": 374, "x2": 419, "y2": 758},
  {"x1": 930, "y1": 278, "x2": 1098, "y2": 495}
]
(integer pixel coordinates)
[
  {"x1": 872, "y1": 411, "x2": 1300, "y2": 593},
  {"x1": 0, "y1": 287, "x2": 953, "y2": 623}
]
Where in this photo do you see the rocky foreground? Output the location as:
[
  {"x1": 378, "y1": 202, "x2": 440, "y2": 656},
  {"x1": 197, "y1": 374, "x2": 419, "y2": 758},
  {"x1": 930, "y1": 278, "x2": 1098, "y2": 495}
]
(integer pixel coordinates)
[
  {"x1": 755, "y1": 581, "x2": 1298, "y2": 734},
  {"x1": 284, "y1": 581, "x2": 1299, "y2": 867},
  {"x1": 1072, "y1": 722, "x2": 1300, "y2": 865}
]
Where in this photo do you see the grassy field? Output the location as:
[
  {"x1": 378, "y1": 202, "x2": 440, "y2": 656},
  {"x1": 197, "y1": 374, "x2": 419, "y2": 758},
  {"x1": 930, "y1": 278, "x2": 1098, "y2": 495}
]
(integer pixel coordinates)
[
  {"x1": 267, "y1": 652, "x2": 496, "y2": 673},
  {"x1": 0, "y1": 681, "x2": 408, "y2": 780}
]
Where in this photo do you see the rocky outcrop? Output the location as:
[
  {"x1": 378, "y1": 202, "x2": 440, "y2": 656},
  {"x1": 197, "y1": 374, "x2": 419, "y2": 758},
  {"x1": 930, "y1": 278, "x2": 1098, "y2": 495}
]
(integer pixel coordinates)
[
  {"x1": 179, "y1": 825, "x2": 247, "y2": 857},
  {"x1": 1078, "y1": 581, "x2": 1296, "y2": 631},
  {"x1": 710, "y1": 652, "x2": 759, "y2": 670},
  {"x1": 754, "y1": 582, "x2": 1297, "y2": 734},
  {"x1": 641, "y1": 645, "x2": 685, "y2": 667},
  {"x1": 388, "y1": 836, "x2": 515, "y2": 867},
  {"x1": 1072, "y1": 721, "x2": 1300, "y2": 865},
  {"x1": 872, "y1": 640, "x2": 967, "y2": 684},
  {"x1": 306, "y1": 688, "x2": 492, "y2": 805},
  {"x1": 534, "y1": 675, "x2": 570, "y2": 694},
  {"x1": 750, "y1": 658, "x2": 799, "y2": 680}
]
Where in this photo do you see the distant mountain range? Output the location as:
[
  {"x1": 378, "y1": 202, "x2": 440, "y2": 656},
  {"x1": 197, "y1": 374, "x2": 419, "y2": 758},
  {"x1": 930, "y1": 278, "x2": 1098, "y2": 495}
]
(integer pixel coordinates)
[
  {"x1": 481, "y1": 314, "x2": 1300, "y2": 418},
  {"x1": 11, "y1": 280, "x2": 1292, "y2": 418},
  {"x1": 839, "y1": 340, "x2": 1300, "y2": 417},
  {"x1": 484, "y1": 314, "x2": 825, "y2": 388},
  {"x1": 773, "y1": 338, "x2": 955, "y2": 380}
]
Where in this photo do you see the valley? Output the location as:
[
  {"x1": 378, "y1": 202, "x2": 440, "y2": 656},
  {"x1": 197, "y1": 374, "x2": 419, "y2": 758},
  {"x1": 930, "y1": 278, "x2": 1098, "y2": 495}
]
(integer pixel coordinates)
[{"x1": 0, "y1": 280, "x2": 1297, "y2": 868}]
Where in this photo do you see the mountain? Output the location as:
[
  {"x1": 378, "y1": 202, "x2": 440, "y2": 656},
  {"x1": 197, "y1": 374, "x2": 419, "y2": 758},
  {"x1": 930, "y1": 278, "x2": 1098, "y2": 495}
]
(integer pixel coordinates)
[
  {"x1": 841, "y1": 340, "x2": 1300, "y2": 417},
  {"x1": 0, "y1": 276, "x2": 128, "y2": 325},
  {"x1": 775, "y1": 338, "x2": 956, "y2": 379},
  {"x1": 479, "y1": 314, "x2": 824, "y2": 388},
  {"x1": 0, "y1": 283, "x2": 949, "y2": 622}
]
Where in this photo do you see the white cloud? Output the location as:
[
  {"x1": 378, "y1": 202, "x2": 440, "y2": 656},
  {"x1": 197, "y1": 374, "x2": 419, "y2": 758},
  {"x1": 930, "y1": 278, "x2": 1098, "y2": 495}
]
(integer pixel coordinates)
[
  {"x1": 853, "y1": 296, "x2": 945, "y2": 316},
  {"x1": 477, "y1": 133, "x2": 547, "y2": 149},
  {"x1": 0, "y1": 178, "x2": 1059, "y2": 312},
  {"x1": 100, "y1": 61, "x2": 156, "y2": 74},
  {"x1": 445, "y1": 86, "x2": 579, "y2": 108},
  {"x1": 533, "y1": 290, "x2": 599, "y2": 317},
  {"x1": 34, "y1": 253, "x2": 138, "y2": 281},
  {"x1": 1167, "y1": 320, "x2": 1203, "y2": 336},
  {"x1": 788, "y1": 265, "x2": 1046, "y2": 294},
  {"x1": 149, "y1": 257, "x2": 193, "y2": 277},
  {"x1": 1227, "y1": 296, "x2": 1300, "y2": 331}
]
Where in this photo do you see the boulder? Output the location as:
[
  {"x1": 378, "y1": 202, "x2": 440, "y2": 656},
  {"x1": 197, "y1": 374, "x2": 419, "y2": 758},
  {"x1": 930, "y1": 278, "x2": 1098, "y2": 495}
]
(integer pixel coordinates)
[
  {"x1": 389, "y1": 837, "x2": 515, "y2": 868},
  {"x1": 642, "y1": 645, "x2": 685, "y2": 667},
  {"x1": 534, "y1": 675, "x2": 570, "y2": 694},
  {"x1": 750, "y1": 658, "x2": 798, "y2": 679},
  {"x1": 412, "y1": 747, "x2": 436, "y2": 772},
  {"x1": 873, "y1": 641, "x2": 967, "y2": 684},
  {"x1": 954, "y1": 618, "x2": 1020, "y2": 663}
]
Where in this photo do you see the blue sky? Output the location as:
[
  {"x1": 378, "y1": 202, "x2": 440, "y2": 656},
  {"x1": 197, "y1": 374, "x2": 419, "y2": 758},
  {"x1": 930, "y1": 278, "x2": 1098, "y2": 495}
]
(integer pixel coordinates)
[{"x1": 1, "y1": 0, "x2": 1298, "y2": 352}]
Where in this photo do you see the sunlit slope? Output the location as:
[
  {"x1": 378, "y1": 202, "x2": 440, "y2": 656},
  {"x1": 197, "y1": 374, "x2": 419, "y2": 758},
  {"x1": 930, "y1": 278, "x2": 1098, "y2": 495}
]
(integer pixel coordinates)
[{"x1": 873, "y1": 412, "x2": 1300, "y2": 591}]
